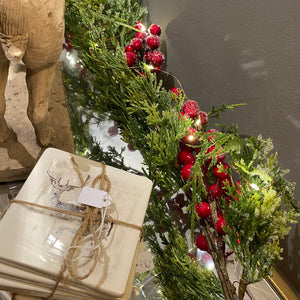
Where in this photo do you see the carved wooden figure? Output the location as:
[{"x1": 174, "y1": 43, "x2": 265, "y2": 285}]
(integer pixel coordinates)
[{"x1": 0, "y1": 0, "x2": 74, "y2": 151}]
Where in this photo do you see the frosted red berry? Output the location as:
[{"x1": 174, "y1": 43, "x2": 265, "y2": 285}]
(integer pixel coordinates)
[
  {"x1": 177, "y1": 150, "x2": 195, "y2": 165},
  {"x1": 195, "y1": 202, "x2": 211, "y2": 219},
  {"x1": 130, "y1": 38, "x2": 143, "y2": 51},
  {"x1": 216, "y1": 218, "x2": 226, "y2": 235},
  {"x1": 179, "y1": 141, "x2": 194, "y2": 152},
  {"x1": 126, "y1": 52, "x2": 136, "y2": 67},
  {"x1": 207, "y1": 129, "x2": 218, "y2": 141},
  {"x1": 171, "y1": 87, "x2": 181, "y2": 96},
  {"x1": 213, "y1": 162, "x2": 230, "y2": 178},
  {"x1": 145, "y1": 51, "x2": 152, "y2": 61},
  {"x1": 149, "y1": 24, "x2": 161, "y2": 36},
  {"x1": 136, "y1": 31, "x2": 147, "y2": 39},
  {"x1": 134, "y1": 21, "x2": 145, "y2": 31},
  {"x1": 124, "y1": 45, "x2": 133, "y2": 52},
  {"x1": 150, "y1": 65, "x2": 161, "y2": 73},
  {"x1": 146, "y1": 35, "x2": 160, "y2": 50},
  {"x1": 196, "y1": 234, "x2": 209, "y2": 251},
  {"x1": 181, "y1": 163, "x2": 194, "y2": 181},
  {"x1": 209, "y1": 183, "x2": 223, "y2": 199},
  {"x1": 150, "y1": 51, "x2": 165, "y2": 66},
  {"x1": 199, "y1": 111, "x2": 208, "y2": 126},
  {"x1": 206, "y1": 145, "x2": 225, "y2": 163},
  {"x1": 182, "y1": 100, "x2": 199, "y2": 118}
]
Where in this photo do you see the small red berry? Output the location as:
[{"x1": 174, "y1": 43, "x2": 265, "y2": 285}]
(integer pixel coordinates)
[
  {"x1": 146, "y1": 35, "x2": 160, "y2": 50},
  {"x1": 124, "y1": 45, "x2": 133, "y2": 52},
  {"x1": 136, "y1": 31, "x2": 147, "y2": 39},
  {"x1": 196, "y1": 234, "x2": 209, "y2": 251},
  {"x1": 178, "y1": 112, "x2": 189, "y2": 120},
  {"x1": 150, "y1": 65, "x2": 161, "y2": 73},
  {"x1": 213, "y1": 162, "x2": 230, "y2": 178},
  {"x1": 182, "y1": 100, "x2": 199, "y2": 118},
  {"x1": 177, "y1": 150, "x2": 195, "y2": 165},
  {"x1": 179, "y1": 141, "x2": 194, "y2": 152},
  {"x1": 171, "y1": 87, "x2": 181, "y2": 96},
  {"x1": 149, "y1": 24, "x2": 161, "y2": 36},
  {"x1": 216, "y1": 218, "x2": 226, "y2": 235},
  {"x1": 145, "y1": 51, "x2": 152, "y2": 61},
  {"x1": 209, "y1": 183, "x2": 223, "y2": 199},
  {"x1": 130, "y1": 38, "x2": 143, "y2": 51},
  {"x1": 181, "y1": 163, "x2": 194, "y2": 181},
  {"x1": 195, "y1": 202, "x2": 211, "y2": 219},
  {"x1": 134, "y1": 21, "x2": 145, "y2": 31},
  {"x1": 150, "y1": 51, "x2": 165, "y2": 66},
  {"x1": 220, "y1": 176, "x2": 232, "y2": 189},
  {"x1": 206, "y1": 145, "x2": 225, "y2": 163},
  {"x1": 199, "y1": 111, "x2": 208, "y2": 126},
  {"x1": 207, "y1": 129, "x2": 218, "y2": 141},
  {"x1": 126, "y1": 52, "x2": 136, "y2": 67}
]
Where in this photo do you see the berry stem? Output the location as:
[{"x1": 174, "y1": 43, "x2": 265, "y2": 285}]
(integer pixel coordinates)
[{"x1": 202, "y1": 220, "x2": 237, "y2": 300}]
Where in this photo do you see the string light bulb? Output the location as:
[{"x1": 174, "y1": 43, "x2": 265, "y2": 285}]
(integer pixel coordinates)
[{"x1": 250, "y1": 183, "x2": 259, "y2": 191}]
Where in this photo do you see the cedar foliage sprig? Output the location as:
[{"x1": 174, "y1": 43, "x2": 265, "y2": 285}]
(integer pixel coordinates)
[
  {"x1": 64, "y1": 0, "x2": 225, "y2": 299},
  {"x1": 64, "y1": 1, "x2": 299, "y2": 299}
]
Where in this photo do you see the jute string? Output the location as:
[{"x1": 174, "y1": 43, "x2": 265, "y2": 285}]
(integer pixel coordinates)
[{"x1": 0, "y1": 157, "x2": 144, "y2": 299}]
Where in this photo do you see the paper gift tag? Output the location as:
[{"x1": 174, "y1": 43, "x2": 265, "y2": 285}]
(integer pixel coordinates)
[{"x1": 76, "y1": 186, "x2": 112, "y2": 208}]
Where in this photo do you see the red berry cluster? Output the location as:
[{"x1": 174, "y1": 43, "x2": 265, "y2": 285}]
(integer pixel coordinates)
[
  {"x1": 174, "y1": 92, "x2": 209, "y2": 182},
  {"x1": 193, "y1": 132, "x2": 242, "y2": 252},
  {"x1": 174, "y1": 95, "x2": 243, "y2": 253},
  {"x1": 124, "y1": 21, "x2": 165, "y2": 73}
]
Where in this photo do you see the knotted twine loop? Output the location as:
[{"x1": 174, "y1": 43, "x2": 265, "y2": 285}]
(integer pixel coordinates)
[{"x1": 46, "y1": 158, "x2": 112, "y2": 299}]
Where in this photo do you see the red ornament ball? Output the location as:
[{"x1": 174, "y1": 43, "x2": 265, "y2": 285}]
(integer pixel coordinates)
[
  {"x1": 216, "y1": 218, "x2": 226, "y2": 235},
  {"x1": 181, "y1": 163, "x2": 194, "y2": 181},
  {"x1": 146, "y1": 35, "x2": 160, "y2": 50},
  {"x1": 130, "y1": 38, "x2": 143, "y2": 51},
  {"x1": 150, "y1": 51, "x2": 165, "y2": 66},
  {"x1": 195, "y1": 202, "x2": 211, "y2": 219},
  {"x1": 126, "y1": 52, "x2": 136, "y2": 67},
  {"x1": 182, "y1": 100, "x2": 199, "y2": 118},
  {"x1": 177, "y1": 150, "x2": 195, "y2": 165},
  {"x1": 195, "y1": 234, "x2": 209, "y2": 252},
  {"x1": 149, "y1": 24, "x2": 161, "y2": 36}
]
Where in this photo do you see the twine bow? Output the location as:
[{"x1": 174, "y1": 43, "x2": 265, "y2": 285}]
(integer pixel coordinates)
[{"x1": 46, "y1": 157, "x2": 112, "y2": 299}]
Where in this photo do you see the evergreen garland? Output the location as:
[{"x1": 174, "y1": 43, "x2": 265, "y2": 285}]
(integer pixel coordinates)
[{"x1": 64, "y1": 1, "x2": 299, "y2": 299}]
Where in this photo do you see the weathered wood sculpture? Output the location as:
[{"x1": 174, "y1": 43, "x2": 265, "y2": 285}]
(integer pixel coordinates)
[{"x1": 0, "y1": 0, "x2": 74, "y2": 152}]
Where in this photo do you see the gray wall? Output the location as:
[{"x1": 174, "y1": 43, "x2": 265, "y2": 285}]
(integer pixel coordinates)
[{"x1": 146, "y1": 0, "x2": 300, "y2": 296}]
